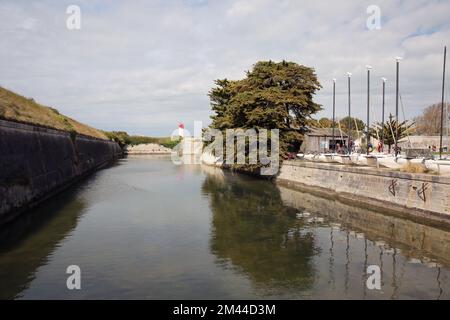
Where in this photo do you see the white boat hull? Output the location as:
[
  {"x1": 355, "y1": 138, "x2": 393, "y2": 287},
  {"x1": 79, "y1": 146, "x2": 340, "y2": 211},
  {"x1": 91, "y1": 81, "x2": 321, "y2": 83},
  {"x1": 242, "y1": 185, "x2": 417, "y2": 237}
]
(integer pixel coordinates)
[
  {"x1": 377, "y1": 156, "x2": 402, "y2": 169},
  {"x1": 425, "y1": 160, "x2": 450, "y2": 174},
  {"x1": 350, "y1": 154, "x2": 368, "y2": 166},
  {"x1": 331, "y1": 154, "x2": 343, "y2": 164}
]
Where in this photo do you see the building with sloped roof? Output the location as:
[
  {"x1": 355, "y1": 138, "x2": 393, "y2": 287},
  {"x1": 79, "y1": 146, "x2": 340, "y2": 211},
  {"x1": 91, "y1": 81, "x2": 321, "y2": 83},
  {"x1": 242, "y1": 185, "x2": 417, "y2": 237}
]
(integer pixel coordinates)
[{"x1": 300, "y1": 127, "x2": 349, "y2": 153}]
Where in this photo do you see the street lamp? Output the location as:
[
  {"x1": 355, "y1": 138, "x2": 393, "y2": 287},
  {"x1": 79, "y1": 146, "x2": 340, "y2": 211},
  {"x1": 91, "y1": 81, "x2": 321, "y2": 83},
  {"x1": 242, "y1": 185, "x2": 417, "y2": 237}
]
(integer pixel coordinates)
[{"x1": 366, "y1": 65, "x2": 372, "y2": 155}]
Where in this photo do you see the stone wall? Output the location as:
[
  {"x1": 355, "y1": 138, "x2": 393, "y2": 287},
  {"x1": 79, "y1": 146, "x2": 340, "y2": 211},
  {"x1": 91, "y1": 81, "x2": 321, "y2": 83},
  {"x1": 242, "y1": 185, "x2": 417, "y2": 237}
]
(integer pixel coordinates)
[
  {"x1": 277, "y1": 160, "x2": 450, "y2": 227},
  {"x1": 0, "y1": 119, "x2": 122, "y2": 225},
  {"x1": 278, "y1": 185, "x2": 450, "y2": 265}
]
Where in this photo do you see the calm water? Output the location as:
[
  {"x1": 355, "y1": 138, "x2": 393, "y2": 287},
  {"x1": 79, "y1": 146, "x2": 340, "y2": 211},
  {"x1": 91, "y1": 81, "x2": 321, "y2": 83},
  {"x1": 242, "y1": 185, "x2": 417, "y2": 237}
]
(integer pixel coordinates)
[{"x1": 0, "y1": 155, "x2": 449, "y2": 299}]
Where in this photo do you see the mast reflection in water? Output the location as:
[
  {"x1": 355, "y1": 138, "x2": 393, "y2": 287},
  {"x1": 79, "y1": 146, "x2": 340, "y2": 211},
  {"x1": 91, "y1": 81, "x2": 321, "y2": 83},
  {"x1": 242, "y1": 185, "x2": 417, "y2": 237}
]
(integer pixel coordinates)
[
  {"x1": 0, "y1": 156, "x2": 448, "y2": 299},
  {"x1": 202, "y1": 165, "x2": 449, "y2": 299}
]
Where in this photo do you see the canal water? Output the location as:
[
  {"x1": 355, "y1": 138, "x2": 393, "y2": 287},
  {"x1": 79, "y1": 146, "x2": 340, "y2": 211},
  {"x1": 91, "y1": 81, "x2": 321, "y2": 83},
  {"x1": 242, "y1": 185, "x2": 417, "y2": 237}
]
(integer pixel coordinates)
[{"x1": 0, "y1": 155, "x2": 449, "y2": 299}]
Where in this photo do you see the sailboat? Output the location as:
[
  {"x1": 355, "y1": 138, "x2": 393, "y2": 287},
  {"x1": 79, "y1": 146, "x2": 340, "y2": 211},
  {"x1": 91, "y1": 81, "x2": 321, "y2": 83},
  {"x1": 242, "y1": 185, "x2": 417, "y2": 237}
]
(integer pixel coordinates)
[
  {"x1": 424, "y1": 159, "x2": 450, "y2": 174},
  {"x1": 302, "y1": 47, "x2": 450, "y2": 174},
  {"x1": 422, "y1": 46, "x2": 450, "y2": 175}
]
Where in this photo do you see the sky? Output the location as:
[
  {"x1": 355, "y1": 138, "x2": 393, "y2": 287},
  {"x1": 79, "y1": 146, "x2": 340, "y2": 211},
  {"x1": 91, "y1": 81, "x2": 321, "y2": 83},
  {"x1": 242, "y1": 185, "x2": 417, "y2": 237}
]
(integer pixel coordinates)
[{"x1": 0, "y1": 0, "x2": 449, "y2": 136}]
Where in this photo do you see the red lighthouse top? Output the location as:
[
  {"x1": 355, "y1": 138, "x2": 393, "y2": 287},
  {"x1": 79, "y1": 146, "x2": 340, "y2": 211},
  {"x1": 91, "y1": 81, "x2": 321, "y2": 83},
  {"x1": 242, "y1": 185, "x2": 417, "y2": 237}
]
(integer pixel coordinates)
[{"x1": 178, "y1": 123, "x2": 184, "y2": 129}]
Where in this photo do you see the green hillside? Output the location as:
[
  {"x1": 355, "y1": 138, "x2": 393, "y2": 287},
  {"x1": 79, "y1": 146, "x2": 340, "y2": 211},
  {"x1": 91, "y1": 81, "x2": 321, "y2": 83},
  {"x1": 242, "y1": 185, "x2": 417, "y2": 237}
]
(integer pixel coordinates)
[{"x1": 0, "y1": 87, "x2": 107, "y2": 140}]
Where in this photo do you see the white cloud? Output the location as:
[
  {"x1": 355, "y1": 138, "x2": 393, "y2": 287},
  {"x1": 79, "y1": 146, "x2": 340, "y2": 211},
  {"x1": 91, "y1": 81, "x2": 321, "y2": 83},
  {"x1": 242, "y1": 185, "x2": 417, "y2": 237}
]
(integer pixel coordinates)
[{"x1": 0, "y1": 0, "x2": 449, "y2": 135}]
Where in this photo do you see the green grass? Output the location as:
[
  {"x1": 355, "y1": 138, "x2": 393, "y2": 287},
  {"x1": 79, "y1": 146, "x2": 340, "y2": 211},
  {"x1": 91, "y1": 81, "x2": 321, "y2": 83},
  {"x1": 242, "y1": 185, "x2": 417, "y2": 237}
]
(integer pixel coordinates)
[
  {"x1": 0, "y1": 86, "x2": 107, "y2": 139},
  {"x1": 102, "y1": 132, "x2": 180, "y2": 149},
  {"x1": 128, "y1": 135, "x2": 173, "y2": 146}
]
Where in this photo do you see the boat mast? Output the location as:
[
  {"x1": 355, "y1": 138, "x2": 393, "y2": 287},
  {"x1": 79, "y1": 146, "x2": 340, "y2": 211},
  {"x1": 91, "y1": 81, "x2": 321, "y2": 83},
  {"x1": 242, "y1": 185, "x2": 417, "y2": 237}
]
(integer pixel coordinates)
[
  {"x1": 395, "y1": 57, "x2": 401, "y2": 156},
  {"x1": 347, "y1": 72, "x2": 352, "y2": 154},
  {"x1": 332, "y1": 78, "x2": 336, "y2": 152},
  {"x1": 439, "y1": 46, "x2": 447, "y2": 159},
  {"x1": 366, "y1": 65, "x2": 372, "y2": 155},
  {"x1": 381, "y1": 78, "x2": 387, "y2": 153}
]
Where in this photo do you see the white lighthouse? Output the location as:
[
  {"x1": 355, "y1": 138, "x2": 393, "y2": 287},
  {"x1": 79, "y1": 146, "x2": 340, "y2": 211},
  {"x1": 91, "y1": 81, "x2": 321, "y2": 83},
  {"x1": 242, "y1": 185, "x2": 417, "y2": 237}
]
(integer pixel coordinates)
[{"x1": 178, "y1": 123, "x2": 185, "y2": 138}]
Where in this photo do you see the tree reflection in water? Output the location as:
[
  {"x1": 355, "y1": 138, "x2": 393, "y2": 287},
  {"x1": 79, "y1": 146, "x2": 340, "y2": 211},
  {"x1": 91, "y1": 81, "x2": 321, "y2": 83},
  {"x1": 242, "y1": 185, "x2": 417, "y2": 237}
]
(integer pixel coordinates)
[
  {"x1": 201, "y1": 166, "x2": 450, "y2": 299},
  {"x1": 202, "y1": 167, "x2": 319, "y2": 295}
]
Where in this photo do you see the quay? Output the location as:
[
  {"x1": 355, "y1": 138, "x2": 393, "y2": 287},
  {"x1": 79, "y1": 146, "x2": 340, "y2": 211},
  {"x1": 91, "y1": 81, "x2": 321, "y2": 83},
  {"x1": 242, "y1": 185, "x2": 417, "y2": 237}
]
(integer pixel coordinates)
[{"x1": 277, "y1": 160, "x2": 450, "y2": 229}]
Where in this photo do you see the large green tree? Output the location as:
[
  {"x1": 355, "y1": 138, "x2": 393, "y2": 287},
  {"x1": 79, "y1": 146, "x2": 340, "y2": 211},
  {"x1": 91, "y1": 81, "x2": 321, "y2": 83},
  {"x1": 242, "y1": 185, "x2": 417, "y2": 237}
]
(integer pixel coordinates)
[
  {"x1": 316, "y1": 117, "x2": 333, "y2": 128},
  {"x1": 311, "y1": 116, "x2": 365, "y2": 142},
  {"x1": 208, "y1": 60, "x2": 321, "y2": 173}
]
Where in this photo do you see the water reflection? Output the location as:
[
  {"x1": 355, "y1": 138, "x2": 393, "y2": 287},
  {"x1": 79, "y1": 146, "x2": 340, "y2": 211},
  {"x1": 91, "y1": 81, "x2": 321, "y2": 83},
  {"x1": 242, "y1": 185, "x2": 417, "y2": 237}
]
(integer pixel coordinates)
[
  {"x1": 202, "y1": 167, "x2": 318, "y2": 297},
  {"x1": 0, "y1": 185, "x2": 87, "y2": 299},
  {"x1": 203, "y1": 167, "x2": 450, "y2": 299},
  {"x1": 0, "y1": 157, "x2": 448, "y2": 299},
  {"x1": 278, "y1": 185, "x2": 450, "y2": 267}
]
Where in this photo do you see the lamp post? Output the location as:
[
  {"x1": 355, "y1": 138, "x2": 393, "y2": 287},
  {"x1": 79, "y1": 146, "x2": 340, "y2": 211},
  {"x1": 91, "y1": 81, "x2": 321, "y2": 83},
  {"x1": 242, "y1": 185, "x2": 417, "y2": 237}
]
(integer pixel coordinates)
[
  {"x1": 366, "y1": 65, "x2": 372, "y2": 155},
  {"x1": 332, "y1": 78, "x2": 336, "y2": 152},
  {"x1": 394, "y1": 57, "x2": 402, "y2": 156},
  {"x1": 381, "y1": 77, "x2": 387, "y2": 153},
  {"x1": 347, "y1": 72, "x2": 352, "y2": 153}
]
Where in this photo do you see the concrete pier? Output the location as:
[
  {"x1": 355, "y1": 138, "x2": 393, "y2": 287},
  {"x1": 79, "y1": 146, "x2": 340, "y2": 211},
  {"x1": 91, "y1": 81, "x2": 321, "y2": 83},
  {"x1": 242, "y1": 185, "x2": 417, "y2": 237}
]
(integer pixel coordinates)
[{"x1": 277, "y1": 160, "x2": 450, "y2": 228}]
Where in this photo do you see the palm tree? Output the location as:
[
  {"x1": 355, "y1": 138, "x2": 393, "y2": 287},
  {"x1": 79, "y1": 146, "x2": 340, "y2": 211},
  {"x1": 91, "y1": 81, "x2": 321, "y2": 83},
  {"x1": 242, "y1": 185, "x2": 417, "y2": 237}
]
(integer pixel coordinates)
[{"x1": 371, "y1": 114, "x2": 415, "y2": 153}]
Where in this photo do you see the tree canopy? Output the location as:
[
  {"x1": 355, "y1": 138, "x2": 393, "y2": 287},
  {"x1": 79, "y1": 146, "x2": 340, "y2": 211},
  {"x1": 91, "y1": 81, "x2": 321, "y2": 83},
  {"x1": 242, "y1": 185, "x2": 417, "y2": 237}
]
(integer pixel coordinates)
[
  {"x1": 208, "y1": 60, "x2": 322, "y2": 172},
  {"x1": 317, "y1": 117, "x2": 333, "y2": 128},
  {"x1": 103, "y1": 131, "x2": 178, "y2": 149},
  {"x1": 413, "y1": 103, "x2": 449, "y2": 135},
  {"x1": 339, "y1": 116, "x2": 366, "y2": 138},
  {"x1": 313, "y1": 116, "x2": 365, "y2": 138}
]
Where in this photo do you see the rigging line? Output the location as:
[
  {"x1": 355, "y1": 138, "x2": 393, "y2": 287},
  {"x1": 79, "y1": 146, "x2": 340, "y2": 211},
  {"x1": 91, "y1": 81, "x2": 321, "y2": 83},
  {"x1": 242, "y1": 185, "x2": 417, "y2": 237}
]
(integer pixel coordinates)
[
  {"x1": 371, "y1": 108, "x2": 380, "y2": 141},
  {"x1": 338, "y1": 119, "x2": 345, "y2": 146},
  {"x1": 399, "y1": 92, "x2": 412, "y2": 148},
  {"x1": 353, "y1": 117, "x2": 361, "y2": 140},
  {"x1": 375, "y1": 125, "x2": 380, "y2": 141},
  {"x1": 388, "y1": 119, "x2": 397, "y2": 147}
]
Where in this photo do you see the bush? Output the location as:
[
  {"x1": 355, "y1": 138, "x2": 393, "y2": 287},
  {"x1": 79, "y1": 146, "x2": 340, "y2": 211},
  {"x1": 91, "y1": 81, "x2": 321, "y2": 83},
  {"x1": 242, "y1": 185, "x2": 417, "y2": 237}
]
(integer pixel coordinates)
[
  {"x1": 161, "y1": 138, "x2": 181, "y2": 149},
  {"x1": 103, "y1": 131, "x2": 131, "y2": 148},
  {"x1": 400, "y1": 163, "x2": 429, "y2": 174}
]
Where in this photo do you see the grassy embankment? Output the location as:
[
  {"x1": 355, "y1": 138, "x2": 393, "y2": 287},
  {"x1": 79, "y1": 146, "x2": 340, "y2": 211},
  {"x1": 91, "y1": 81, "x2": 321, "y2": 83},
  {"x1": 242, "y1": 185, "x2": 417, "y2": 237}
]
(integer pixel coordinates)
[
  {"x1": 0, "y1": 86, "x2": 107, "y2": 139},
  {"x1": 0, "y1": 86, "x2": 178, "y2": 148},
  {"x1": 104, "y1": 131, "x2": 179, "y2": 149}
]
